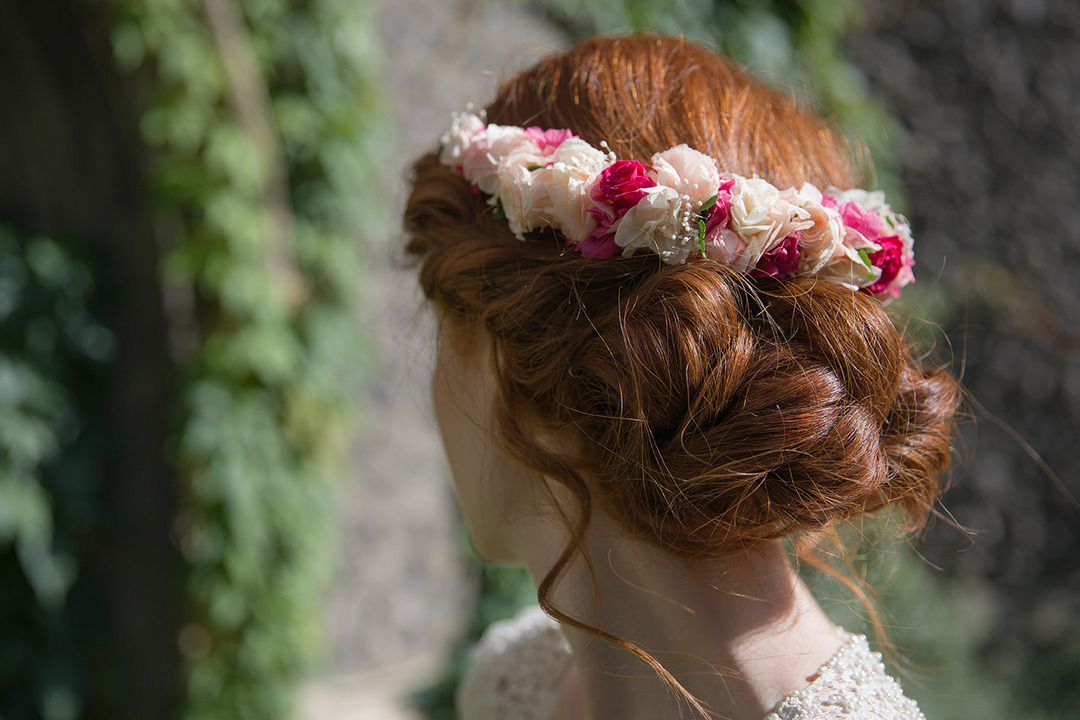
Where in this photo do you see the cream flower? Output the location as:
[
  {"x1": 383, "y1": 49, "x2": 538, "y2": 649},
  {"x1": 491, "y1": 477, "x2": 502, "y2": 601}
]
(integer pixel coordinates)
[
  {"x1": 613, "y1": 186, "x2": 691, "y2": 262},
  {"x1": 498, "y1": 163, "x2": 554, "y2": 239},
  {"x1": 817, "y1": 243, "x2": 881, "y2": 291},
  {"x1": 651, "y1": 145, "x2": 721, "y2": 205},
  {"x1": 547, "y1": 139, "x2": 611, "y2": 242},
  {"x1": 792, "y1": 184, "x2": 844, "y2": 275},
  {"x1": 729, "y1": 178, "x2": 807, "y2": 271}
]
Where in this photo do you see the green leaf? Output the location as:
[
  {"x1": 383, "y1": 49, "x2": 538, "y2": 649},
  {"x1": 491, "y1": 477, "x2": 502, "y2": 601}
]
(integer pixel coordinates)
[
  {"x1": 858, "y1": 248, "x2": 874, "y2": 270},
  {"x1": 700, "y1": 194, "x2": 718, "y2": 212}
]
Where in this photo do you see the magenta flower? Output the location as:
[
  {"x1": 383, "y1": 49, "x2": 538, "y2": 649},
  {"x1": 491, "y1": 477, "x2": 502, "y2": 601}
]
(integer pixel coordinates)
[
  {"x1": 751, "y1": 233, "x2": 801, "y2": 279},
  {"x1": 839, "y1": 202, "x2": 883, "y2": 240},
  {"x1": 862, "y1": 235, "x2": 913, "y2": 299},
  {"x1": 524, "y1": 127, "x2": 575, "y2": 153},
  {"x1": 591, "y1": 160, "x2": 656, "y2": 216},
  {"x1": 703, "y1": 177, "x2": 736, "y2": 240},
  {"x1": 577, "y1": 226, "x2": 621, "y2": 259}
]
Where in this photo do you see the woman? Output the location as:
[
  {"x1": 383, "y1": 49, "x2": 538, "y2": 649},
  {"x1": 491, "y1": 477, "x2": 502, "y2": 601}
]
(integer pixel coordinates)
[{"x1": 405, "y1": 35, "x2": 957, "y2": 720}]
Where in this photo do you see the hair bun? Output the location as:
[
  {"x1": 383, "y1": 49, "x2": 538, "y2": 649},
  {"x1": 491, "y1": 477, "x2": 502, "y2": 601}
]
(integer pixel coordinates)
[{"x1": 539, "y1": 266, "x2": 956, "y2": 558}]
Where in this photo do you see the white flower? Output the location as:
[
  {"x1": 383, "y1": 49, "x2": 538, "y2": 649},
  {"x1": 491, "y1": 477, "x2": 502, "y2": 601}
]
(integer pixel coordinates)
[
  {"x1": 651, "y1": 145, "x2": 720, "y2": 205},
  {"x1": 613, "y1": 186, "x2": 688, "y2": 261},
  {"x1": 547, "y1": 139, "x2": 611, "y2": 242},
  {"x1": 438, "y1": 112, "x2": 485, "y2": 167}
]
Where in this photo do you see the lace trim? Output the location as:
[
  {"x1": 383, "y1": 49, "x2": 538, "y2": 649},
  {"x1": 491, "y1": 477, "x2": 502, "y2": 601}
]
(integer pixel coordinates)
[{"x1": 458, "y1": 607, "x2": 925, "y2": 720}]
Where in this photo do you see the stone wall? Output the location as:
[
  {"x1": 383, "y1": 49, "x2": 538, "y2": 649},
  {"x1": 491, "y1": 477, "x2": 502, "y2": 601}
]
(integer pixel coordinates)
[{"x1": 849, "y1": 0, "x2": 1080, "y2": 674}]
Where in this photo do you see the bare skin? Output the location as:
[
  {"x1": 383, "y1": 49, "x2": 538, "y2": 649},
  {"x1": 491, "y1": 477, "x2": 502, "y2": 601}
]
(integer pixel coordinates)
[
  {"x1": 432, "y1": 328, "x2": 844, "y2": 720},
  {"x1": 521, "y1": 512, "x2": 843, "y2": 720}
]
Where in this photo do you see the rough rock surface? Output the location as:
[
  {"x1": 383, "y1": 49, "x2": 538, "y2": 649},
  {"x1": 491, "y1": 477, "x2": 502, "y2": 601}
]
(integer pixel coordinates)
[
  {"x1": 296, "y1": 2, "x2": 565, "y2": 717},
  {"x1": 848, "y1": 0, "x2": 1080, "y2": 676}
]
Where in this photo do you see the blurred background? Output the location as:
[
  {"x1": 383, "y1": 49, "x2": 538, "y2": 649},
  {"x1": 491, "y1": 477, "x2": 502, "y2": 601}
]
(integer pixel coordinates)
[{"x1": 0, "y1": 0, "x2": 1077, "y2": 718}]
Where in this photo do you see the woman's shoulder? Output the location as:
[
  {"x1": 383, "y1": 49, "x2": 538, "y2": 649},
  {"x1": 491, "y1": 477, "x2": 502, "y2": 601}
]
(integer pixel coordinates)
[
  {"x1": 457, "y1": 605, "x2": 574, "y2": 720},
  {"x1": 457, "y1": 609, "x2": 926, "y2": 720},
  {"x1": 763, "y1": 631, "x2": 926, "y2": 720}
]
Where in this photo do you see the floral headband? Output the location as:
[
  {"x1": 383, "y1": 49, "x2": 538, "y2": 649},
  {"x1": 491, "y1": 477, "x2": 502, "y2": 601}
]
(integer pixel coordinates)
[{"x1": 439, "y1": 111, "x2": 914, "y2": 301}]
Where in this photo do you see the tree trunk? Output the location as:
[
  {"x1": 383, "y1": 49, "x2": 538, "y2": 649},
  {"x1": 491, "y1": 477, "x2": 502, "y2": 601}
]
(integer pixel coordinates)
[{"x1": 0, "y1": 1, "x2": 182, "y2": 717}]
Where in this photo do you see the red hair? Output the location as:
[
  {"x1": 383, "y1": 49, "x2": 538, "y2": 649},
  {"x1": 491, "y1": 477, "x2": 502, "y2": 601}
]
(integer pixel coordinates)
[{"x1": 405, "y1": 34, "x2": 958, "y2": 714}]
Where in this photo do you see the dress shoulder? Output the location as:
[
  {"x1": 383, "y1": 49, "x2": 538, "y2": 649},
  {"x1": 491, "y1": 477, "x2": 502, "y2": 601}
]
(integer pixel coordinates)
[{"x1": 457, "y1": 605, "x2": 573, "y2": 720}]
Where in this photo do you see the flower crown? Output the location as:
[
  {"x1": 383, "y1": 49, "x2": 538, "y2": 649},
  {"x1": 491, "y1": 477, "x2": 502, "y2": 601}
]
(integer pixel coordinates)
[{"x1": 439, "y1": 111, "x2": 914, "y2": 301}]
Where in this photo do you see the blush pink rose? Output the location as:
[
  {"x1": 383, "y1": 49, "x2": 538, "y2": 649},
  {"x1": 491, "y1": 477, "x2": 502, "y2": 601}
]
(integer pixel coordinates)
[
  {"x1": 524, "y1": 127, "x2": 575, "y2": 153},
  {"x1": 839, "y1": 201, "x2": 883, "y2": 240},
  {"x1": 591, "y1": 160, "x2": 656, "y2": 215},
  {"x1": 651, "y1": 145, "x2": 721, "y2": 204},
  {"x1": 752, "y1": 233, "x2": 801, "y2": 279}
]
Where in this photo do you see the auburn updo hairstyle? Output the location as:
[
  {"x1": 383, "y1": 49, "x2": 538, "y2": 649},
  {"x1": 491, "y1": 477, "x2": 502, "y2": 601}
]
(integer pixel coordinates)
[{"x1": 405, "y1": 35, "x2": 958, "y2": 679}]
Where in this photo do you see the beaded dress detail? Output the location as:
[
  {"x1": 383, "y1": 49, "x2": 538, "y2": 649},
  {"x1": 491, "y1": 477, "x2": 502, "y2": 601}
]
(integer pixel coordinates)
[
  {"x1": 458, "y1": 606, "x2": 926, "y2": 720},
  {"x1": 763, "y1": 633, "x2": 925, "y2": 720}
]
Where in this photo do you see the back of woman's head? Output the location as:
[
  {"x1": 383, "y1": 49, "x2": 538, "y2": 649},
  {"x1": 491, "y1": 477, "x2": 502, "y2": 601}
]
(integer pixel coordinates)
[{"x1": 405, "y1": 34, "x2": 958, "y2": 560}]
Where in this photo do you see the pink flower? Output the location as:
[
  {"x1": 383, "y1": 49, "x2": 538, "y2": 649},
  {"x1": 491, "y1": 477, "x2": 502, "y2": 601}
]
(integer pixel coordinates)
[
  {"x1": 821, "y1": 194, "x2": 838, "y2": 210},
  {"x1": 524, "y1": 127, "x2": 575, "y2": 153},
  {"x1": 702, "y1": 177, "x2": 736, "y2": 241},
  {"x1": 752, "y1": 233, "x2": 801, "y2": 279},
  {"x1": 651, "y1": 145, "x2": 720, "y2": 204},
  {"x1": 704, "y1": 228, "x2": 745, "y2": 265},
  {"x1": 839, "y1": 201, "x2": 883, "y2": 240},
  {"x1": 861, "y1": 235, "x2": 915, "y2": 299},
  {"x1": 591, "y1": 160, "x2": 656, "y2": 216},
  {"x1": 577, "y1": 227, "x2": 621, "y2": 259}
]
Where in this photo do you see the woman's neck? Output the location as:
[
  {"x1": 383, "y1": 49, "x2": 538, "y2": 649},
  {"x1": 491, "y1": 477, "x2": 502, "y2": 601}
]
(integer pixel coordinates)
[{"x1": 519, "y1": 512, "x2": 843, "y2": 720}]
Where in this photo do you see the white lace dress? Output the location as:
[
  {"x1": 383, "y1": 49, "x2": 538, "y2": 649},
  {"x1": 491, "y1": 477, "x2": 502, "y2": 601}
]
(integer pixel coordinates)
[{"x1": 458, "y1": 606, "x2": 926, "y2": 720}]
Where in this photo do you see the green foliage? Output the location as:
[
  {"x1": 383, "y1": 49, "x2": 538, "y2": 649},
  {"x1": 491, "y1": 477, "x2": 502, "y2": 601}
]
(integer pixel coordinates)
[
  {"x1": 0, "y1": 225, "x2": 116, "y2": 719},
  {"x1": 109, "y1": 0, "x2": 388, "y2": 717},
  {"x1": 805, "y1": 523, "x2": 1015, "y2": 720}
]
